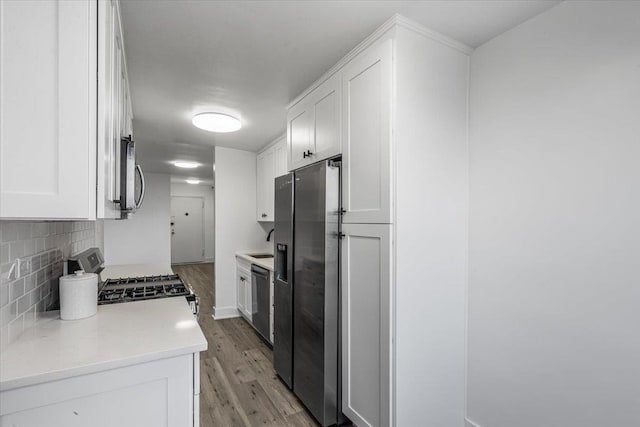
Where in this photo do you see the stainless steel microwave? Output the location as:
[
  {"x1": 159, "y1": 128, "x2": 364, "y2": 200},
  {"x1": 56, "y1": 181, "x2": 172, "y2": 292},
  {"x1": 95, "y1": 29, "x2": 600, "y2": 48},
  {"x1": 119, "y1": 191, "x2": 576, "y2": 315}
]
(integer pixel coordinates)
[{"x1": 118, "y1": 136, "x2": 145, "y2": 219}]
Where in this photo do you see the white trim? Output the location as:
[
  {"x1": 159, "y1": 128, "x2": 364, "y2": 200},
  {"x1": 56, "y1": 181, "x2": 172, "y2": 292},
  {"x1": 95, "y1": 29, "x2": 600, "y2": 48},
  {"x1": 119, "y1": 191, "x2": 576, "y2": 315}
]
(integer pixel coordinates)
[
  {"x1": 393, "y1": 14, "x2": 474, "y2": 56},
  {"x1": 465, "y1": 417, "x2": 482, "y2": 427},
  {"x1": 212, "y1": 306, "x2": 240, "y2": 320},
  {"x1": 464, "y1": 46, "x2": 472, "y2": 427},
  {"x1": 286, "y1": 14, "x2": 473, "y2": 110},
  {"x1": 257, "y1": 132, "x2": 286, "y2": 154}
]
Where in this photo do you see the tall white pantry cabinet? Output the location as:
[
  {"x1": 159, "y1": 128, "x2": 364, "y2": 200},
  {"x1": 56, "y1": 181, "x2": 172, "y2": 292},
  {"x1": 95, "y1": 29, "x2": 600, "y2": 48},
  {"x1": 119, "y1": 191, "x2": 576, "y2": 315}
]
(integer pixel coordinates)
[
  {"x1": 286, "y1": 16, "x2": 470, "y2": 427},
  {"x1": 0, "y1": 0, "x2": 133, "y2": 220}
]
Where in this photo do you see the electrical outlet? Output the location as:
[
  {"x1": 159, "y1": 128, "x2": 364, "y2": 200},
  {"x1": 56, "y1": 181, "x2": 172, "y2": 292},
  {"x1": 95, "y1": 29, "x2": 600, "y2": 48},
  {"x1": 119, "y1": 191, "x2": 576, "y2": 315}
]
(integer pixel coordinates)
[
  {"x1": 8, "y1": 257, "x2": 32, "y2": 280},
  {"x1": 18, "y1": 257, "x2": 31, "y2": 278}
]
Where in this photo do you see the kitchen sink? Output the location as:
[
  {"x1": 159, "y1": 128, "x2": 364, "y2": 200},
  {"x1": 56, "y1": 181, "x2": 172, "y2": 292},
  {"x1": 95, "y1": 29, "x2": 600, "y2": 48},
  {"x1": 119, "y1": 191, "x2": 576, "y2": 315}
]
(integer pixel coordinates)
[{"x1": 248, "y1": 254, "x2": 273, "y2": 259}]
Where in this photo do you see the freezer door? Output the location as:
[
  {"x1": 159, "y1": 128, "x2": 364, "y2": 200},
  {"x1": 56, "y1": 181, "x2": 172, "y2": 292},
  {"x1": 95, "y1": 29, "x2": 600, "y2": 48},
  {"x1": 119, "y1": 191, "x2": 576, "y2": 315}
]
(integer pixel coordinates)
[
  {"x1": 273, "y1": 173, "x2": 294, "y2": 388},
  {"x1": 293, "y1": 161, "x2": 340, "y2": 427}
]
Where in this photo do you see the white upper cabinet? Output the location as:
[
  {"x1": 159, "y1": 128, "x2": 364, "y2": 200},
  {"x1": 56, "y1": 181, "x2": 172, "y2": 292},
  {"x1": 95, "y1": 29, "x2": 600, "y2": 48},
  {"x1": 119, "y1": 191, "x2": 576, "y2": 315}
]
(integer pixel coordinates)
[
  {"x1": 97, "y1": 0, "x2": 133, "y2": 219},
  {"x1": 0, "y1": 0, "x2": 97, "y2": 220},
  {"x1": 310, "y1": 73, "x2": 341, "y2": 162},
  {"x1": 286, "y1": 16, "x2": 470, "y2": 427},
  {"x1": 256, "y1": 136, "x2": 286, "y2": 222},
  {"x1": 273, "y1": 138, "x2": 288, "y2": 178},
  {"x1": 0, "y1": 0, "x2": 132, "y2": 220},
  {"x1": 287, "y1": 74, "x2": 341, "y2": 171},
  {"x1": 341, "y1": 38, "x2": 393, "y2": 224},
  {"x1": 256, "y1": 148, "x2": 275, "y2": 221},
  {"x1": 287, "y1": 101, "x2": 313, "y2": 171}
]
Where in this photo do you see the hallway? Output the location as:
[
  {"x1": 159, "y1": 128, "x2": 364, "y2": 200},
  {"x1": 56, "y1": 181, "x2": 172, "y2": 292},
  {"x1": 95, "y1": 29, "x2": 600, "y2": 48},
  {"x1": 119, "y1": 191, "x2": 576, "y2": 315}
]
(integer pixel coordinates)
[{"x1": 172, "y1": 263, "x2": 319, "y2": 427}]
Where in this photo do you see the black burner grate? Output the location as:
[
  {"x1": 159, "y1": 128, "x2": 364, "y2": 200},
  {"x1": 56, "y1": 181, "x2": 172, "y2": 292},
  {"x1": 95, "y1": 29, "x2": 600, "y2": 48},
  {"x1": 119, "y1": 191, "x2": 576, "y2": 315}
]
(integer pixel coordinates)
[{"x1": 98, "y1": 274, "x2": 190, "y2": 304}]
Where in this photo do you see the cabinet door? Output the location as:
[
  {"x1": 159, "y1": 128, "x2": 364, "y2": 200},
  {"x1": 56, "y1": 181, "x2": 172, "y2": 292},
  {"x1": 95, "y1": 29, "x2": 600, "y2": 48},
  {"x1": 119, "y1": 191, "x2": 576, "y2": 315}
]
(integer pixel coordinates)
[
  {"x1": 244, "y1": 273, "x2": 253, "y2": 322},
  {"x1": 97, "y1": 0, "x2": 132, "y2": 220},
  {"x1": 342, "y1": 38, "x2": 393, "y2": 224},
  {"x1": 97, "y1": 0, "x2": 120, "y2": 219},
  {"x1": 256, "y1": 151, "x2": 268, "y2": 221},
  {"x1": 237, "y1": 271, "x2": 246, "y2": 314},
  {"x1": 287, "y1": 100, "x2": 312, "y2": 171},
  {"x1": 257, "y1": 147, "x2": 275, "y2": 221},
  {"x1": 273, "y1": 137, "x2": 288, "y2": 178},
  {"x1": 342, "y1": 223, "x2": 392, "y2": 427},
  {"x1": 0, "y1": 0, "x2": 97, "y2": 219},
  {"x1": 0, "y1": 354, "x2": 194, "y2": 427},
  {"x1": 310, "y1": 73, "x2": 341, "y2": 162}
]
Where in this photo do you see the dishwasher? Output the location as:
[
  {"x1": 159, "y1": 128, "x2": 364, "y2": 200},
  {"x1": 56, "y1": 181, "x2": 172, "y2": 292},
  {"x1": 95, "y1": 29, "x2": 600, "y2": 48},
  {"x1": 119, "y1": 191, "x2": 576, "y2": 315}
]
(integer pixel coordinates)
[{"x1": 251, "y1": 264, "x2": 270, "y2": 342}]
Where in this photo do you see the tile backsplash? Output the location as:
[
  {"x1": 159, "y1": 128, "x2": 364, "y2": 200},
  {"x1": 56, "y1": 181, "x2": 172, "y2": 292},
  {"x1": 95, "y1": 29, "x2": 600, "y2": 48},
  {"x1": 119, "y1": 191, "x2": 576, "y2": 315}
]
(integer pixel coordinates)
[{"x1": 0, "y1": 221, "x2": 98, "y2": 348}]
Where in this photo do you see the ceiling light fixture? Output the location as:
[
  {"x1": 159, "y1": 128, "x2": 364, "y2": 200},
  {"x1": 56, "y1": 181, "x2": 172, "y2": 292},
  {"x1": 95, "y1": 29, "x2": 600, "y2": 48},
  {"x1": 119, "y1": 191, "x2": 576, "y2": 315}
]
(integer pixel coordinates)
[
  {"x1": 186, "y1": 179, "x2": 201, "y2": 185},
  {"x1": 192, "y1": 112, "x2": 242, "y2": 133},
  {"x1": 173, "y1": 161, "x2": 199, "y2": 169}
]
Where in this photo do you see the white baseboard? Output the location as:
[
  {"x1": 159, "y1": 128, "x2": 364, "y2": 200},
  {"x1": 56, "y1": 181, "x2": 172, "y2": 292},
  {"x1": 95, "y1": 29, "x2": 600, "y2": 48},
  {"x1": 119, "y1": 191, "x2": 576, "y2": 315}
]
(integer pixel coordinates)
[
  {"x1": 212, "y1": 305, "x2": 240, "y2": 320},
  {"x1": 465, "y1": 417, "x2": 482, "y2": 427}
]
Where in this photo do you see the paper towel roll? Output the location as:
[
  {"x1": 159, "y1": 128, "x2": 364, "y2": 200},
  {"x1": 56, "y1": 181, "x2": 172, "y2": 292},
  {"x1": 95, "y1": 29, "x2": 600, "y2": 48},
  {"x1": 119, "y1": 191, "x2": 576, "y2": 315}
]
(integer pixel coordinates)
[{"x1": 59, "y1": 271, "x2": 98, "y2": 320}]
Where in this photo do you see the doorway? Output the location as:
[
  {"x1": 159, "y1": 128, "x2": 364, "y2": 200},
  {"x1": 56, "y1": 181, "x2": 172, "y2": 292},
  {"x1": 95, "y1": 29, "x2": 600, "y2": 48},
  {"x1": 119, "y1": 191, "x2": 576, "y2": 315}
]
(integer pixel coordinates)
[{"x1": 171, "y1": 196, "x2": 205, "y2": 264}]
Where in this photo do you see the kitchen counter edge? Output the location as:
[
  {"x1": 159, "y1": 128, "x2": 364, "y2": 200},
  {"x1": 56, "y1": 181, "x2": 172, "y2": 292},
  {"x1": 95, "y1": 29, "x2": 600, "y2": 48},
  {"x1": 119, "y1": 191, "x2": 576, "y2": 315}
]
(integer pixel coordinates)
[
  {"x1": 236, "y1": 251, "x2": 274, "y2": 271},
  {"x1": 0, "y1": 297, "x2": 207, "y2": 392}
]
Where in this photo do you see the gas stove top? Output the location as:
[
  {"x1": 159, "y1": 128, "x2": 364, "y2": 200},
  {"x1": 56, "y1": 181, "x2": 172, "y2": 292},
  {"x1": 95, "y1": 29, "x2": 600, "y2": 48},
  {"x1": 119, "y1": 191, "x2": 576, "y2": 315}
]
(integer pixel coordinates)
[{"x1": 98, "y1": 273, "x2": 198, "y2": 315}]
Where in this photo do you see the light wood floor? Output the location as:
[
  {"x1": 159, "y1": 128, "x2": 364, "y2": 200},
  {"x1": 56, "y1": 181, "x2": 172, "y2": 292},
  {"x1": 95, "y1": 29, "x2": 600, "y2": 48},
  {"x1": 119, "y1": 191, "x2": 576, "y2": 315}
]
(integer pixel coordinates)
[{"x1": 172, "y1": 263, "x2": 320, "y2": 427}]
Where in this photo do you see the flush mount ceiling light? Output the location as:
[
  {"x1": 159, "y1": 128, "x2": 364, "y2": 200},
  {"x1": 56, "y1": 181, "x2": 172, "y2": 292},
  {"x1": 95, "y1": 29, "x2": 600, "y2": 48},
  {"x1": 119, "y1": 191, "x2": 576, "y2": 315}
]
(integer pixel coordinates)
[
  {"x1": 192, "y1": 112, "x2": 241, "y2": 133},
  {"x1": 185, "y1": 179, "x2": 201, "y2": 185},
  {"x1": 173, "y1": 161, "x2": 199, "y2": 169}
]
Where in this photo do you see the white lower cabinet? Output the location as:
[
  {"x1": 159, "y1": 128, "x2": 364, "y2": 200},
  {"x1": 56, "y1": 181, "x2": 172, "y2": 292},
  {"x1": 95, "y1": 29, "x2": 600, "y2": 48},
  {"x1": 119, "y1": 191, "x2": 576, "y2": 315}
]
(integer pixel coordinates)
[
  {"x1": 0, "y1": 354, "x2": 198, "y2": 427},
  {"x1": 236, "y1": 258, "x2": 252, "y2": 321},
  {"x1": 341, "y1": 223, "x2": 392, "y2": 427}
]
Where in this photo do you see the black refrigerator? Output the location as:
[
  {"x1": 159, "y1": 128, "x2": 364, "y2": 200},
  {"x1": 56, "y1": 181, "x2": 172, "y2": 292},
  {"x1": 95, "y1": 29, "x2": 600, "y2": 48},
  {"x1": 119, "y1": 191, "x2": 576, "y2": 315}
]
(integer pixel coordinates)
[{"x1": 273, "y1": 160, "x2": 343, "y2": 427}]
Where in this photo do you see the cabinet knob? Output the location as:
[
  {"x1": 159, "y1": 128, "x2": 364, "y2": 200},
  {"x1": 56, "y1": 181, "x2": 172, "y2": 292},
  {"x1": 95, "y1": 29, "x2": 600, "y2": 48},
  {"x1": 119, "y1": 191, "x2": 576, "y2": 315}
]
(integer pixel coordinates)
[{"x1": 261, "y1": 213, "x2": 267, "y2": 218}]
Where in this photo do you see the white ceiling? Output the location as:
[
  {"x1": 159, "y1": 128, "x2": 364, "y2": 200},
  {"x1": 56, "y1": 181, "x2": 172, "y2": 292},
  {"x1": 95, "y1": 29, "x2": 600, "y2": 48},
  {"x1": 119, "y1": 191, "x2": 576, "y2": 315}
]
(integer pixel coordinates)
[{"x1": 120, "y1": 0, "x2": 560, "y2": 182}]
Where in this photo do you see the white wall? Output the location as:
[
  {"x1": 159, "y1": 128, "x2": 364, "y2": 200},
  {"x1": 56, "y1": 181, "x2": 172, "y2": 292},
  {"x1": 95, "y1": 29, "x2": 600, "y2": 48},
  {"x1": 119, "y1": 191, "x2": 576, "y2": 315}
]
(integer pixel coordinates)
[
  {"x1": 394, "y1": 26, "x2": 470, "y2": 427},
  {"x1": 1, "y1": 220, "x2": 97, "y2": 345},
  {"x1": 214, "y1": 147, "x2": 271, "y2": 318},
  {"x1": 170, "y1": 183, "x2": 215, "y2": 261},
  {"x1": 103, "y1": 173, "x2": 171, "y2": 266},
  {"x1": 467, "y1": 2, "x2": 640, "y2": 427}
]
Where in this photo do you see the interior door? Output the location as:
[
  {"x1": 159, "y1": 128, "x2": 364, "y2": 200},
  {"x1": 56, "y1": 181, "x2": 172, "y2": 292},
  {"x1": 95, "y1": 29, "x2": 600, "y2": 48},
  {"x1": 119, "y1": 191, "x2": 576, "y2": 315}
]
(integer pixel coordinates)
[{"x1": 170, "y1": 196, "x2": 204, "y2": 264}]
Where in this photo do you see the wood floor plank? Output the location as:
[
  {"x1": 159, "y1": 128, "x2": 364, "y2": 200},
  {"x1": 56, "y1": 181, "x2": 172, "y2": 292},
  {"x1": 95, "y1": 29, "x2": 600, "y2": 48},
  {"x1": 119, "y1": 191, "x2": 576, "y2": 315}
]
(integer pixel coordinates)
[
  {"x1": 242, "y1": 348, "x2": 306, "y2": 417},
  {"x1": 232, "y1": 380, "x2": 287, "y2": 426},
  {"x1": 172, "y1": 263, "x2": 327, "y2": 427},
  {"x1": 201, "y1": 356, "x2": 252, "y2": 426}
]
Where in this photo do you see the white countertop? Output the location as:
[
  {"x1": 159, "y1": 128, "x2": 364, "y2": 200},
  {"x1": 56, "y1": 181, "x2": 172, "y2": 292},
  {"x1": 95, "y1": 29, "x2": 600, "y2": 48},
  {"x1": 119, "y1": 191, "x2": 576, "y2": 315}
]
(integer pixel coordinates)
[
  {"x1": 236, "y1": 251, "x2": 274, "y2": 271},
  {"x1": 99, "y1": 263, "x2": 174, "y2": 281},
  {"x1": 0, "y1": 297, "x2": 207, "y2": 391}
]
